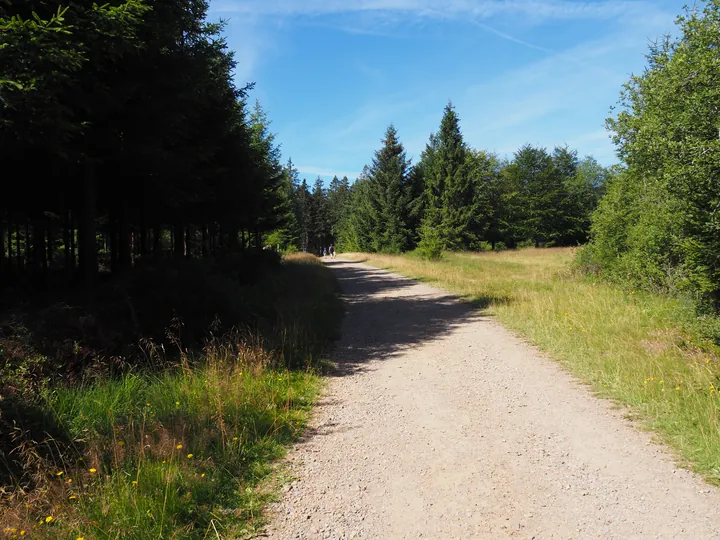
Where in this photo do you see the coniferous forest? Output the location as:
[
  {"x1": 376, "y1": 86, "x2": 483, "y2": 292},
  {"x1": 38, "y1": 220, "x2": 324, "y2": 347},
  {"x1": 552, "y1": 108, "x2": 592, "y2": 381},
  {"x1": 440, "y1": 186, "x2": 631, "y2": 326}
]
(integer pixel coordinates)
[{"x1": 1, "y1": 0, "x2": 293, "y2": 291}]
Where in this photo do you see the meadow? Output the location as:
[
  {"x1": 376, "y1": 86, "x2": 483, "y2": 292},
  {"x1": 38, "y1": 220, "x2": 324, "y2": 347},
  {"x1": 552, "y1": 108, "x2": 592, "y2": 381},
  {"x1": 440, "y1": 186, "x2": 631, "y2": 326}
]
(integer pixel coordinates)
[{"x1": 344, "y1": 248, "x2": 720, "y2": 484}]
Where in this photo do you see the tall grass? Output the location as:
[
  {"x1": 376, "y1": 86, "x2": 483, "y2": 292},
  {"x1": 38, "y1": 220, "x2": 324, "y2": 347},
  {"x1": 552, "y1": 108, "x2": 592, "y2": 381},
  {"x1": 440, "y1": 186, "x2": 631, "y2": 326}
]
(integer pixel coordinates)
[
  {"x1": 0, "y1": 253, "x2": 341, "y2": 538},
  {"x1": 344, "y1": 249, "x2": 720, "y2": 484}
]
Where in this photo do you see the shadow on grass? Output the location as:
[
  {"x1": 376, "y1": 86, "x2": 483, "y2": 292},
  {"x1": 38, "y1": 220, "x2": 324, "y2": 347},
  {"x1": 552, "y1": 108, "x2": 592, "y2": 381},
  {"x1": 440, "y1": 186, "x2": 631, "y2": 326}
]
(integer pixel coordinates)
[{"x1": 324, "y1": 260, "x2": 513, "y2": 377}]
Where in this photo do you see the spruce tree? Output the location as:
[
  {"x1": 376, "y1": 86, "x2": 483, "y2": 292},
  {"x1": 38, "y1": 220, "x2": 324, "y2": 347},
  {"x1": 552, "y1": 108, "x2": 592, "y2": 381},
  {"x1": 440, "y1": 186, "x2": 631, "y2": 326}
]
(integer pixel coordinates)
[
  {"x1": 366, "y1": 124, "x2": 413, "y2": 253},
  {"x1": 327, "y1": 175, "x2": 351, "y2": 243},
  {"x1": 508, "y1": 145, "x2": 566, "y2": 247},
  {"x1": 418, "y1": 102, "x2": 476, "y2": 251},
  {"x1": 308, "y1": 177, "x2": 330, "y2": 254}
]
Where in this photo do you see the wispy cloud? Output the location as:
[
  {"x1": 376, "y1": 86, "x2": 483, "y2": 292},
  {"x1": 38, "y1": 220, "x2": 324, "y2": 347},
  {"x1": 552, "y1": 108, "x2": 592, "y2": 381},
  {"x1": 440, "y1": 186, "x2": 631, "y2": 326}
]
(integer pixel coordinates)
[
  {"x1": 212, "y1": 0, "x2": 655, "y2": 22},
  {"x1": 470, "y1": 20, "x2": 552, "y2": 53}
]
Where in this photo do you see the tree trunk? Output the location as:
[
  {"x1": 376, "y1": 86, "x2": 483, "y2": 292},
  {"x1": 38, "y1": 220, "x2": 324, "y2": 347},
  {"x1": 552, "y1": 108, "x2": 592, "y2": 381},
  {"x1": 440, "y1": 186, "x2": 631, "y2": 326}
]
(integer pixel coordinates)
[
  {"x1": 47, "y1": 223, "x2": 54, "y2": 269},
  {"x1": 31, "y1": 217, "x2": 46, "y2": 276},
  {"x1": 210, "y1": 223, "x2": 217, "y2": 253},
  {"x1": 201, "y1": 225, "x2": 209, "y2": 257},
  {"x1": 118, "y1": 205, "x2": 131, "y2": 271},
  {"x1": 153, "y1": 226, "x2": 161, "y2": 257},
  {"x1": 15, "y1": 222, "x2": 21, "y2": 270},
  {"x1": 69, "y1": 214, "x2": 76, "y2": 272},
  {"x1": 25, "y1": 221, "x2": 30, "y2": 268},
  {"x1": 173, "y1": 224, "x2": 184, "y2": 257},
  {"x1": 140, "y1": 223, "x2": 148, "y2": 257},
  {"x1": 64, "y1": 210, "x2": 72, "y2": 281},
  {"x1": 109, "y1": 213, "x2": 119, "y2": 274},
  {"x1": 79, "y1": 162, "x2": 97, "y2": 286},
  {"x1": 185, "y1": 226, "x2": 194, "y2": 258},
  {"x1": 0, "y1": 214, "x2": 5, "y2": 276},
  {"x1": 6, "y1": 213, "x2": 12, "y2": 271}
]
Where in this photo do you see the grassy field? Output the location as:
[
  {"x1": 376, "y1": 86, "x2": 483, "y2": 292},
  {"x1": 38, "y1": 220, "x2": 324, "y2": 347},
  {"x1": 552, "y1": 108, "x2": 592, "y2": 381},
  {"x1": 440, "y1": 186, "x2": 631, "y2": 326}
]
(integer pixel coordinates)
[
  {"x1": 344, "y1": 249, "x2": 720, "y2": 484},
  {"x1": 0, "y1": 253, "x2": 341, "y2": 539}
]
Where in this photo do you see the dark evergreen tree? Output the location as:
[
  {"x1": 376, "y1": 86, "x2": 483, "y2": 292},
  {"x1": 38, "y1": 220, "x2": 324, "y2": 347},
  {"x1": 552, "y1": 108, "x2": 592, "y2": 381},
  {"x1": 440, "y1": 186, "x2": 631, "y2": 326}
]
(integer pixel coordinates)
[
  {"x1": 365, "y1": 125, "x2": 413, "y2": 253},
  {"x1": 308, "y1": 178, "x2": 330, "y2": 254},
  {"x1": 327, "y1": 175, "x2": 351, "y2": 244},
  {"x1": 418, "y1": 102, "x2": 477, "y2": 251}
]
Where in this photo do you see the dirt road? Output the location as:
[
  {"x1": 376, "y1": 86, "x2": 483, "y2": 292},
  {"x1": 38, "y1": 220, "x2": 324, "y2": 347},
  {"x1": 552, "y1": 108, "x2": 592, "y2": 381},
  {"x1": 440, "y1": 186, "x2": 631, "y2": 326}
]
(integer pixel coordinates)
[{"x1": 265, "y1": 260, "x2": 720, "y2": 539}]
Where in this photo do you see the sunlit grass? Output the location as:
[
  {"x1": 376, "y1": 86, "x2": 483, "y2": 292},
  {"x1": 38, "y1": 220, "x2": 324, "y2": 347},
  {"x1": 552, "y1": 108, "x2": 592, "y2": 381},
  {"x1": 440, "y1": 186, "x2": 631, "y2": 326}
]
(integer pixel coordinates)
[{"x1": 344, "y1": 248, "x2": 720, "y2": 483}]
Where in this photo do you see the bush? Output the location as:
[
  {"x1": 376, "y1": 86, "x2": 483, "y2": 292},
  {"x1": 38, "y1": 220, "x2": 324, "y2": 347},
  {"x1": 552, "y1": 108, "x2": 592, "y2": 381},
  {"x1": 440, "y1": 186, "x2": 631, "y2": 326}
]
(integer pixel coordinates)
[
  {"x1": 416, "y1": 222, "x2": 444, "y2": 260},
  {"x1": 583, "y1": 4, "x2": 720, "y2": 313}
]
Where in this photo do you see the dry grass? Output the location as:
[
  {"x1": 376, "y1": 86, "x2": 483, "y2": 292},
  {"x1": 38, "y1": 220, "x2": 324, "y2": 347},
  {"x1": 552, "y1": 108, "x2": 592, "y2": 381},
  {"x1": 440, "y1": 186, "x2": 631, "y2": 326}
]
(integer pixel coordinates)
[{"x1": 343, "y1": 249, "x2": 720, "y2": 484}]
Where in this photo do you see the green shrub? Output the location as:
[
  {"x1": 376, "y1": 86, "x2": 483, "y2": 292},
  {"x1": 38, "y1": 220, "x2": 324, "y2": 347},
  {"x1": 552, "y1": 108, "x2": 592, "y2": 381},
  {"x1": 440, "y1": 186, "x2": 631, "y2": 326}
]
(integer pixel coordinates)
[
  {"x1": 581, "y1": 2, "x2": 720, "y2": 314},
  {"x1": 416, "y1": 222, "x2": 444, "y2": 260}
]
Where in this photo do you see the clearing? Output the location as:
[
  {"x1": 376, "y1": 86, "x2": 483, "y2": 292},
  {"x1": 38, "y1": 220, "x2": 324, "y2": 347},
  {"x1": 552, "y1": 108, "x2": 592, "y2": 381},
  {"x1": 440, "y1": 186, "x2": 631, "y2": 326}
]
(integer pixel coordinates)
[{"x1": 265, "y1": 259, "x2": 720, "y2": 540}]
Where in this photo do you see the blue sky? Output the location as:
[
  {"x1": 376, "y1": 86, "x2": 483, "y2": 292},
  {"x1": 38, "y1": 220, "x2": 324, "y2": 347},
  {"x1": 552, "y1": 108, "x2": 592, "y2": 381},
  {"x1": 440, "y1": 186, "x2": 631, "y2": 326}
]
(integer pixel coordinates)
[{"x1": 208, "y1": 0, "x2": 685, "y2": 183}]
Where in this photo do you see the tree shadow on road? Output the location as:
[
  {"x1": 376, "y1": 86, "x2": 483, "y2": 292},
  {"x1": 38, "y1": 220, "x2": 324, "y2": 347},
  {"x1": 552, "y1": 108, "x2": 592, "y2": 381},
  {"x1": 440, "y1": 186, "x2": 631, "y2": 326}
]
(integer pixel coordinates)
[{"x1": 324, "y1": 260, "x2": 512, "y2": 377}]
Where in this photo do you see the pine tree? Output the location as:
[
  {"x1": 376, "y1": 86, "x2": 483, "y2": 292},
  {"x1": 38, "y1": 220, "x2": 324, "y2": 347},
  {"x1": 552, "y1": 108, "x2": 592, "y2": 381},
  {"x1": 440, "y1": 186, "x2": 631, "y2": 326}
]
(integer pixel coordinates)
[
  {"x1": 508, "y1": 145, "x2": 566, "y2": 247},
  {"x1": 327, "y1": 175, "x2": 351, "y2": 243},
  {"x1": 292, "y1": 178, "x2": 311, "y2": 252},
  {"x1": 338, "y1": 172, "x2": 374, "y2": 252},
  {"x1": 308, "y1": 177, "x2": 330, "y2": 254},
  {"x1": 418, "y1": 102, "x2": 476, "y2": 251},
  {"x1": 366, "y1": 125, "x2": 413, "y2": 253}
]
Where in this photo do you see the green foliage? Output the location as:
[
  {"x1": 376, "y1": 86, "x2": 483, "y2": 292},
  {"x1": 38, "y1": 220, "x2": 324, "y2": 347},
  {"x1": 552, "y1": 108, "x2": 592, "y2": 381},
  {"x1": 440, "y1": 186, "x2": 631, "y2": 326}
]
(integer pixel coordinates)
[
  {"x1": 0, "y1": 0, "x2": 289, "y2": 287},
  {"x1": 583, "y1": 0, "x2": 720, "y2": 313},
  {"x1": 415, "y1": 222, "x2": 444, "y2": 260},
  {"x1": 336, "y1": 126, "x2": 418, "y2": 253}
]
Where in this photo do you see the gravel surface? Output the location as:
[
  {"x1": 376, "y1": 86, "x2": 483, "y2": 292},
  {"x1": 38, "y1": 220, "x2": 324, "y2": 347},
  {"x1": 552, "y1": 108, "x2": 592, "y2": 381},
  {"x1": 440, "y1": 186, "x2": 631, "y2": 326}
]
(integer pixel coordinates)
[{"x1": 263, "y1": 259, "x2": 720, "y2": 540}]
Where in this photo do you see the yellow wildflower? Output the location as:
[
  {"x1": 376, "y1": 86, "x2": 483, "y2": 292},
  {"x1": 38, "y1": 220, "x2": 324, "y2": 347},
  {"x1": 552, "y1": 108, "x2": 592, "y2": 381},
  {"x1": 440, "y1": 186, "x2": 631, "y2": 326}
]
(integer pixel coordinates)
[
  {"x1": 187, "y1": 453, "x2": 193, "y2": 459},
  {"x1": 20, "y1": 531, "x2": 25, "y2": 536},
  {"x1": 175, "y1": 401, "x2": 180, "y2": 406},
  {"x1": 56, "y1": 471, "x2": 64, "y2": 477},
  {"x1": 201, "y1": 473, "x2": 206, "y2": 478},
  {"x1": 89, "y1": 468, "x2": 97, "y2": 473},
  {"x1": 67, "y1": 478, "x2": 72, "y2": 484},
  {"x1": 45, "y1": 516, "x2": 53, "y2": 523},
  {"x1": 232, "y1": 437, "x2": 238, "y2": 441},
  {"x1": 131, "y1": 480, "x2": 138, "y2": 486},
  {"x1": 176, "y1": 443, "x2": 183, "y2": 449},
  {"x1": 118, "y1": 441, "x2": 124, "y2": 447},
  {"x1": 69, "y1": 495, "x2": 77, "y2": 500}
]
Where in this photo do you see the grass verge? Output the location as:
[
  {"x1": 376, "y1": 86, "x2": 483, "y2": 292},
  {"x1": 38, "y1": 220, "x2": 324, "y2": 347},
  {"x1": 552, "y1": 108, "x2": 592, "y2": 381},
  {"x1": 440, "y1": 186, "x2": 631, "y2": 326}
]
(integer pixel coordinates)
[
  {"x1": 0, "y1": 253, "x2": 342, "y2": 539},
  {"x1": 343, "y1": 249, "x2": 720, "y2": 484}
]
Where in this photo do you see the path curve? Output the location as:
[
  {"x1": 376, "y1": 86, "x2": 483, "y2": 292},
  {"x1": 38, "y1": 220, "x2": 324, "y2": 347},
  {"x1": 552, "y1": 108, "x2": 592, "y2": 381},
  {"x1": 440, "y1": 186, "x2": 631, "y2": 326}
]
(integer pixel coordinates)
[{"x1": 265, "y1": 260, "x2": 720, "y2": 539}]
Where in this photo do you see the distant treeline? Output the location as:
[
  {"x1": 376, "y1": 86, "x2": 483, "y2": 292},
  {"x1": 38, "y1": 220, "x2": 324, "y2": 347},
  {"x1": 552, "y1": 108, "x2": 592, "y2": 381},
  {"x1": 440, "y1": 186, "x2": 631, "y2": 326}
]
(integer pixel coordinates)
[{"x1": 280, "y1": 104, "x2": 610, "y2": 259}]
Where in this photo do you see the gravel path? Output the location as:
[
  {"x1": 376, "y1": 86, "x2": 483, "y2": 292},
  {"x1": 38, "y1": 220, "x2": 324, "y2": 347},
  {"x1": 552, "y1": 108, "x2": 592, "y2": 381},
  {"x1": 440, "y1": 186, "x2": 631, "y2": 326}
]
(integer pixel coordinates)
[{"x1": 264, "y1": 260, "x2": 720, "y2": 540}]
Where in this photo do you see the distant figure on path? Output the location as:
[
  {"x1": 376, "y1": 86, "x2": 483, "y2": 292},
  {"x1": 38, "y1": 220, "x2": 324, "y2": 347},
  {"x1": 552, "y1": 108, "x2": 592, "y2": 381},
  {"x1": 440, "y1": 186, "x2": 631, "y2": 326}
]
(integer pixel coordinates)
[
  {"x1": 323, "y1": 247, "x2": 327, "y2": 257},
  {"x1": 329, "y1": 244, "x2": 335, "y2": 258}
]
